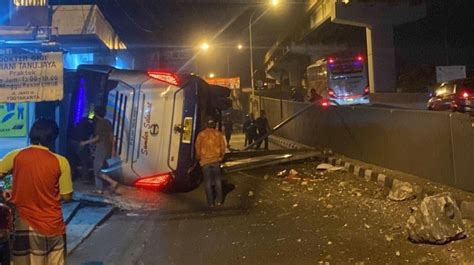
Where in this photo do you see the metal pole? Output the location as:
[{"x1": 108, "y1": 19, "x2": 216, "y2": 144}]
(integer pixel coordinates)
[
  {"x1": 249, "y1": 16, "x2": 254, "y2": 98},
  {"x1": 227, "y1": 53, "x2": 230, "y2": 77},
  {"x1": 244, "y1": 102, "x2": 317, "y2": 150}
]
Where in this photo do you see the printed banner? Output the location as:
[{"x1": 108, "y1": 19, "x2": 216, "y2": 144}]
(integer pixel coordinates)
[
  {"x1": 0, "y1": 52, "x2": 64, "y2": 102},
  {"x1": 0, "y1": 103, "x2": 27, "y2": 137}
]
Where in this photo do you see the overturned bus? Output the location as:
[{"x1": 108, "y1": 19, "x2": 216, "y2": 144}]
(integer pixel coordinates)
[{"x1": 67, "y1": 66, "x2": 231, "y2": 192}]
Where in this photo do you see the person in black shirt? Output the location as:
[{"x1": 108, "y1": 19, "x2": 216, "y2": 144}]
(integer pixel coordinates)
[
  {"x1": 255, "y1": 110, "x2": 271, "y2": 150},
  {"x1": 222, "y1": 113, "x2": 233, "y2": 148},
  {"x1": 244, "y1": 114, "x2": 258, "y2": 147}
]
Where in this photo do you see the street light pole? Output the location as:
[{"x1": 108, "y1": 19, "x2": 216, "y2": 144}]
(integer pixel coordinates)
[{"x1": 249, "y1": 14, "x2": 255, "y2": 98}]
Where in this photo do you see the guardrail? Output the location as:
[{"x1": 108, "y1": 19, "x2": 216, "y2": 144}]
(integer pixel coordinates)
[{"x1": 260, "y1": 97, "x2": 474, "y2": 192}]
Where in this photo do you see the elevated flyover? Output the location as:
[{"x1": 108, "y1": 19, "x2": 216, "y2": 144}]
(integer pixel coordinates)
[{"x1": 265, "y1": 0, "x2": 425, "y2": 92}]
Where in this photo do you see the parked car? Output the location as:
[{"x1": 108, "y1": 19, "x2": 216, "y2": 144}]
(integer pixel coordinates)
[{"x1": 427, "y1": 78, "x2": 474, "y2": 112}]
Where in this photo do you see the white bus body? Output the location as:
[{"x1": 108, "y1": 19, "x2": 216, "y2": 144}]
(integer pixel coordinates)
[
  {"x1": 306, "y1": 56, "x2": 370, "y2": 105},
  {"x1": 102, "y1": 70, "x2": 209, "y2": 191}
]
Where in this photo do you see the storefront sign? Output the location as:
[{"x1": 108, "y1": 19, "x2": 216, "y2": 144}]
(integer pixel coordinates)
[
  {"x1": 0, "y1": 103, "x2": 27, "y2": 137},
  {"x1": 0, "y1": 52, "x2": 64, "y2": 102}
]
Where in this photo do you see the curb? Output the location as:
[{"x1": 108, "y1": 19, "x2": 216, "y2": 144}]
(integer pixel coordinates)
[
  {"x1": 269, "y1": 135, "x2": 314, "y2": 150},
  {"x1": 326, "y1": 156, "x2": 474, "y2": 220},
  {"x1": 267, "y1": 135, "x2": 474, "y2": 220},
  {"x1": 326, "y1": 157, "x2": 394, "y2": 189}
]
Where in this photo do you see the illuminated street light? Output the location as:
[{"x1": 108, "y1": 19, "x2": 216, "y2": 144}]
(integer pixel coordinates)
[
  {"x1": 237, "y1": 44, "x2": 243, "y2": 50},
  {"x1": 249, "y1": 1, "x2": 279, "y2": 100},
  {"x1": 209, "y1": 73, "x2": 215, "y2": 78},
  {"x1": 200, "y1": 42, "x2": 209, "y2": 51}
]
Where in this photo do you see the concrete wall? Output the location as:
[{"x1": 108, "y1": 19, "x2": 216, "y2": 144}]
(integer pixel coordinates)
[
  {"x1": 260, "y1": 97, "x2": 474, "y2": 192},
  {"x1": 52, "y1": 5, "x2": 126, "y2": 50}
]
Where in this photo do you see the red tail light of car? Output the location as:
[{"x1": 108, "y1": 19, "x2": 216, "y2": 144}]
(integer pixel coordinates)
[
  {"x1": 148, "y1": 71, "x2": 179, "y2": 86},
  {"x1": 134, "y1": 172, "x2": 172, "y2": 191},
  {"x1": 461, "y1": 91, "x2": 471, "y2": 99}
]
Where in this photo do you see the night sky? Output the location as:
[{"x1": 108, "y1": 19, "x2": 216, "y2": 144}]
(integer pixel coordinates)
[{"x1": 49, "y1": 0, "x2": 474, "y2": 86}]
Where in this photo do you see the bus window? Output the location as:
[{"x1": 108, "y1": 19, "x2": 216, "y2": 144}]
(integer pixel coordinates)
[{"x1": 329, "y1": 61, "x2": 363, "y2": 75}]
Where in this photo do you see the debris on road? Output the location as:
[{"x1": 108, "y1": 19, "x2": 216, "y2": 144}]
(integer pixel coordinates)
[
  {"x1": 289, "y1": 169, "x2": 299, "y2": 177},
  {"x1": 248, "y1": 191, "x2": 254, "y2": 197},
  {"x1": 406, "y1": 192, "x2": 466, "y2": 244},
  {"x1": 316, "y1": 163, "x2": 344, "y2": 172},
  {"x1": 388, "y1": 181, "x2": 416, "y2": 201},
  {"x1": 277, "y1": 170, "x2": 288, "y2": 177}
]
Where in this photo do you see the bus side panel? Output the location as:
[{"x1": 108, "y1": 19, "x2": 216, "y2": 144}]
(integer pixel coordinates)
[{"x1": 106, "y1": 85, "x2": 135, "y2": 183}]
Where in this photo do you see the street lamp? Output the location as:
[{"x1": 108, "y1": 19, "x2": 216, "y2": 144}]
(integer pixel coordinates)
[
  {"x1": 200, "y1": 42, "x2": 209, "y2": 51},
  {"x1": 249, "y1": 0, "x2": 279, "y2": 104},
  {"x1": 209, "y1": 73, "x2": 215, "y2": 78},
  {"x1": 237, "y1": 44, "x2": 243, "y2": 50}
]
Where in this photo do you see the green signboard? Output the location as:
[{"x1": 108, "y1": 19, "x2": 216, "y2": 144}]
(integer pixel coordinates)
[{"x1": 0, "y1": 103, "x2": 27, "y2": 137}]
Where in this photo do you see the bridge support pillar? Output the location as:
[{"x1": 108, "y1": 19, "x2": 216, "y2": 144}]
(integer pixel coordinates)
[{"x1": 366, "y1": 25, "x2": 396, "y2": 92}]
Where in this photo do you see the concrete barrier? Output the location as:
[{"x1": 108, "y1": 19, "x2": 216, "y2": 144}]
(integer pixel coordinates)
[{"x1": 260, "y1": 97, "x2": 474, "y2": 192}]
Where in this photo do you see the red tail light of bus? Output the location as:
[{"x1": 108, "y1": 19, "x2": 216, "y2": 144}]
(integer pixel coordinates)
[
  {"x1": 320, "y1": 100, "x2": 330, "y2": 108},
  {"x1": 328, "y1": 89, "x2": 336, "y2": 98},
  {"x1": 134, "y1": 172, "x2": 172, "y2": 191},
  {"x1": 364, "y1": 87, "x2": 370, "y2": 95},
  {"x1": 148, "y1": 71, "x2": 179, "y2": 86}
]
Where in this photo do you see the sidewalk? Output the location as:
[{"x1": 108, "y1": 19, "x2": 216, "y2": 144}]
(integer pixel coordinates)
[{"x1": 226, "y1": 133, "x2": 280, "y2": 152}]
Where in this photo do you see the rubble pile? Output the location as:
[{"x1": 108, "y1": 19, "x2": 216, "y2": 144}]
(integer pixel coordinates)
[{"x1": 406, "y1": 192, "x2": 466, "y2": 244}]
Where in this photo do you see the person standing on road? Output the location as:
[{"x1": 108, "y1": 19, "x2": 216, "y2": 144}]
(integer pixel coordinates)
[
  {"x1": 245, "y1": 114, "x2": 258, "y2": 147},
  {"x1": 0, "y1": 118, "x2": 73, "y2": 265},
  {"x1": 256, "y1": 110, "x2": 271, "y2": 150},
  {"x1": 195, "y1": 118, "x2": 226, "y2": 207},
  {"x1": 242, "y1": 114, "x2": 251, "y2": 146},
  {"x1": 307, "y1": 88, "x2": 322, "y2": 103},
  {"x1": 222, "y1": 112, "x2": 233, "y2": 148},
  {"x1": 80, "y1": 106, "x2": 119, "y2": 195}
]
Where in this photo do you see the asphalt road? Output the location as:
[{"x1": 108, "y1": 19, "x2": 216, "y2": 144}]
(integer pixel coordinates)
[{"x1": 69, "y1": 160, "x2": 474, "y2": 265}]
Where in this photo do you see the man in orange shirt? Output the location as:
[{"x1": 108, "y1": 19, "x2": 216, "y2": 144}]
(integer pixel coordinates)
[
  {"x1": 0, "y1": 118, "x2": 73, "y2": 265},
  {"x1": 195, "y1": 118, "x2": 226, "y2": 207}
]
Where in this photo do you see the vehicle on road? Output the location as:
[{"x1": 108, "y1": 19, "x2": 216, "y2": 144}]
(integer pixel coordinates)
[
  {"x1": 69, "y1": 69, "x2": 231, "y2": 192},
  {"x1": 306, "y1": 55, "x2": 370, "y2": 106},
  {"x1": 427, "y1": 78, "x2": 474, "y2": 112}
]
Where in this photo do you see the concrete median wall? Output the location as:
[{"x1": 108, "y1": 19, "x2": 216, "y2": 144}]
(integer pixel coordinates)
[{"x1": 260, "y1": 97, "x2": 474, "y2": 192}]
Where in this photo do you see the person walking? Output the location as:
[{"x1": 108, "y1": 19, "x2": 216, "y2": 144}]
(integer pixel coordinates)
[
  {"x1": 195, "y1": 118, "x2": 226, "y2": 207},
  {"x1": 222, "y1": 112, "x2": 233, "y2": 148},
  {"x1": 0, "y1": 118, "x2": 73, "y2": 265},
  {"x1": 70, "y1": 116, "x2": 94, "y2": 181},
  {"x1": 255, "y1": 110, "x2": 271, "y2": 150},
  {"x1": 80, "y1": 106, "x2": 119, "y2": 195}
]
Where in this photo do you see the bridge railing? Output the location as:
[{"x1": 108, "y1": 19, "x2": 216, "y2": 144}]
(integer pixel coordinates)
[{"x1": 260, "y1": 96, "x2": 474, "y2": 192}]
